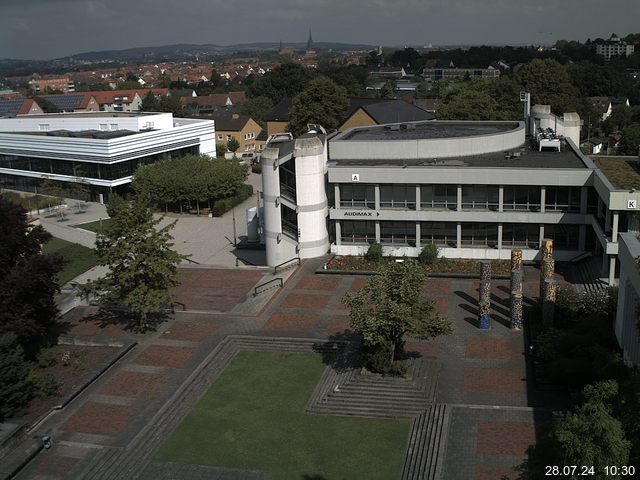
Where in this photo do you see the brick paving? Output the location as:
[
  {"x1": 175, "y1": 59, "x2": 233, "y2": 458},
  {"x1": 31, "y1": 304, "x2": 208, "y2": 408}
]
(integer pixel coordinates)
[
  {"x1": 62, "y1": 402, "x2": 139, "y2": 436},
  {"x1": 98, "y1": 371, "x2": 172, "y2": 399},
  {"x1": 132, "y1": 345, "x2": 195, "y2": 369},
  {"x1": 159, "y1": 321, "x2": 218, "y2": 342},
  {"x1": 23, "y1": 260, "x2": 568, "y2": 480},
  {"x1": 464, "y1": 367, "x2": 526, "y2": 394},
  {"x1": 475, "y1": 465, "x2": 523, "y2": 480},
  {"x1": 172, "y1": 268, "x2": 264, "y2": 311}
]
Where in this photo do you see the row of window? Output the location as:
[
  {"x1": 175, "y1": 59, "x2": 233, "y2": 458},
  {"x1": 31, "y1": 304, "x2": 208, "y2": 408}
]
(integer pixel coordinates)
[
  {"x1": 0, "y1": 147, "x2": 198, "y2": 181},
  {"x1": 339, "y1": 221, "x2": 580, "y2": 250},
  {"x1": 339, "y1": 184, "x2": 586, "y2": 212},
  {"x1": 215, "y1": 132, "x2": 257, "y2": 142}
]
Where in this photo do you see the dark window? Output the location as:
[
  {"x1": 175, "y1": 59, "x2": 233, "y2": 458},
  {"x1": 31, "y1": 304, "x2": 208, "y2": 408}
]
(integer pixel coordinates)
[
  {"x1": 421, "y1": 185, "x2": 457, "y2": 209},
  {"x1": 461, "y1": 223, "x2": 498, "y2": 248},
  {"x1": 340, "y1": 184, "x2": 375, "y2": 209},
  {"x1": 545, "y1": 187, "x2": 581, "y2": 212},
  {"x1": 503, "y1": 186, "x2": 541, "y2": 211},
  {"x1": 380, "y1": 221, "x2": 416, "y2": 245},
  {"x1": 380, "y1": 184, "x2": 416, "y2": 209},
  {"x1": 502, "y1": 223, "x2": 539, "y2": 249},
  {"x1": 279, "y1": 159, "x2": 296, "y2": 202},
  {"x1": 340, "y1": 220, "x2": 376, "y2": 244},
  {"x1": 281, "y1": 204, "x2": 298, "y2": 239},
  {"x1": 420, "y1": 222, "x2": 457, "y2": 247},
  {"x1": 462, "y1": 185, "x2": 499, "y2": 210},
  {"x1": 544, "y1": 224, "x2": 580, "y2": 250}
]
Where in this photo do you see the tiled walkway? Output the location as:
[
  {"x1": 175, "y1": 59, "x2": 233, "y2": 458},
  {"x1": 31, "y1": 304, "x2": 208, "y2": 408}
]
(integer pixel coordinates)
[{"x1": 19, "y1": 258, "x2": 566, "y2": 480}]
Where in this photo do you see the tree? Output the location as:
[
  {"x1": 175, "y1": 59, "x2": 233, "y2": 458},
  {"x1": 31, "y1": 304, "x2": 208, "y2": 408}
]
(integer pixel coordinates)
[
  {"x1": 287, "y1": 76, "x2": 349, "y2": 135},
  {"x1": 237, "y1": 96, "x2": 274, "y2": 127},
  {"x1": 437, "y1": 89, "x2": 500, "y2": 120},
  {"x1": 618, "y1": 124, "x2": 640, "y2": 156},
  {"x1": 248, "y1": 62, "x2": 315, "y2": 103},
  {"x1": 0, "y1": 333, "x2": 33, "y2": 422},
  {"x1": 516, "y1": 59, "x2": 577, "y2": 114},
  {"x1": 342, "y1": 260, "x2": 453, "y2": 373},
  {"x1": 79, "y1": 196, "x2": 185, "y2": 331},
  {"x1": 530, "y1": 381, "x2": 631, "y2": 479},
  {"x1": 33, "y1": 96, "x2": 60, "y2": 113},
  {"x1": 0, "y1": 195, "x2": 62, "y2": 357},
  {"x1": 227, "y1": 136, "x2": 240, "y2": 154},
  {"x1": 140, "y1": 91, "x2": 159, "y2": 111}
]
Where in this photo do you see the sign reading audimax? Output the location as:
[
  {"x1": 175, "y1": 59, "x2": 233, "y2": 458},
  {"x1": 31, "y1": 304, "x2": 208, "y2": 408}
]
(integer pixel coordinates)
[{"x1": 341, "y1": 211, "x2": 380, "y2": 217}]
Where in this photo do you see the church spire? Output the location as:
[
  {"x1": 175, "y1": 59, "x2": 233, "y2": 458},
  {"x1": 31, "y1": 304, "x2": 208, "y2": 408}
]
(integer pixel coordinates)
[{"x1": 307, "y1": 30, "x2": 314, "y2": 51}]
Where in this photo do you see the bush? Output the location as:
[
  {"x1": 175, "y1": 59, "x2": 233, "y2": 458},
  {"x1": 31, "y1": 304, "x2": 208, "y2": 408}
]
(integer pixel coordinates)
[
  {"x1": 362, "y1": 342, "x2": 408, "y2": 376},
  {"x1": 211, "y1": 184, "x2": 254, "y2": 217},
  {"x1": 37, "y1": 348, "x2": 59, "y2": 368},
  {"x1": 251, "y1": 163, "x2": 262, "y2": 174},
  {"x1": 365, "y1": 242, "x2": 383, "y2": 262},
  {"x1": 0, "y1": 334, "x2": 33, "y2": 421},
  {"x1": 418, "y1": 244, "x2": 439, "y2": 265},
  {"x1": 28, "y1": 371, "x2": 61, "y2": 398}
]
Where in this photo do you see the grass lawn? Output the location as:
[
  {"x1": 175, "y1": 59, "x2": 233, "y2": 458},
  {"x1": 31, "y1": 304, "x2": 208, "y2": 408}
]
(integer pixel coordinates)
[
  {"x1": 74, "y1": 218, "x2": 112, "y2": 234},
  {"x1": 43, "y1": 237, "x2": 98, "y2": 284},
  {"x1": 157, "y1": 351, "x2": 410, "y2": 480}
]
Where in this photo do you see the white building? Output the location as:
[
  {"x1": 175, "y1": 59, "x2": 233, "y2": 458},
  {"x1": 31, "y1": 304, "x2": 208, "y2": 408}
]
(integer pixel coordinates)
[
  {"x1": 0, "y1": 112, "x2": 215, "y2": 201},
  {"x1": 615, "y1": 232, "x2": 640, "y2": 366},
  {"x1": 596, "y1": 35, "x2": 635, "y2": 60}
]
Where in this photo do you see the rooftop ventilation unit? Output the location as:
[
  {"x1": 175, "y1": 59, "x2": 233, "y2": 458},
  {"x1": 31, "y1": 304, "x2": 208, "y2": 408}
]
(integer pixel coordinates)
[{"x1": 267, "y1": 132, "x2": 294, "y2": 144}]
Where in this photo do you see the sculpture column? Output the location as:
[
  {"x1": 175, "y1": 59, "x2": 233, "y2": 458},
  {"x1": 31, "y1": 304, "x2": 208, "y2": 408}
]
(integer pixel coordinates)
[
  {"x1": 478, "y1": 260, "x2": 492, "y2": 330},
  {"x1": 510, "y1": 249, "x2": 524, "y2": 330}
]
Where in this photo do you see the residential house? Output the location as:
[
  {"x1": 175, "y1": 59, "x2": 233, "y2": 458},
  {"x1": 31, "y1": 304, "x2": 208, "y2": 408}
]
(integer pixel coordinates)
[
  {"x1": 0, "y1": 98, "x2": 44, "y2": 117},
  {"x1": 338, "y1": 98, "x2": 434, "y2": 132},
  {"x1": 212, "y1": 113, "x2": 264, "y2": 154},
  {"x1": 29, "y1": 75, "x2": 74, "y2": 93},
  {"x1": 266, "y1": 97, "x2": 292, "y2": 136},
  {"x1": 38, "y1": 93, "x2": 100, "y2": 113},
  {"x1": 181, "y1": 92, "x2": 247, "y2": 115}
]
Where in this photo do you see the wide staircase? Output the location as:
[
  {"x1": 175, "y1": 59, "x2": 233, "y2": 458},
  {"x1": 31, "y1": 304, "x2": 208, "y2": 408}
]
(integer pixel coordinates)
[{"x1": 572, "y1": 256, "x2": 608, "y2": 293}]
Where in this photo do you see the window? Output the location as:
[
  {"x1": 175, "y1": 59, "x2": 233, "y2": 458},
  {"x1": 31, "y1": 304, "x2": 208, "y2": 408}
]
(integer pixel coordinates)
[
  {"x1": 38, "y1": 124, "x2": 50, "y2": 132},
  {"x1": 144, "y1": 121, "x2": 154, "y2": 129},
  {"x1": 380, "y1": 184, "x2": 416, "y2": 209},
  {"x1": 281, "y1": 204, "x2": 298, "y2": 239},
  {"x1": 545, "y1": 187, "x2": 581, "y2": 212},
  {"x1": 502, "y1": 223, "x2": 539, "y2": 248},
  {"x1": 99, "y1": 124, "x2": 108, "y2": 131},
  {"x1": 421, "y1": 222, "x2": 457, "y2": 247},
  {"x1": 226, "y1": 135, "x2": 232, "y2": 141},
  {"x1": 461, "y1": 223, "x2": 498, "y2": 248},
  {"x1": 341, "y1": 220, "x2": 376, "y2": 244},
  {"x1": 244, "y1": 132, "x2": 255, "y2": 140},
  {"x1": 421, "y1": 185, "x2": 456, "y2": 209},
  {"x1": 278, "y1": 159, "x2": 296, "y2": 201},
  {"x1": 503, "y1": 186, "x2": 541, "y2": 211},
  {"x1": 380, "y1": 221, "x2": 416, "y2": 246},
  {"x1": 217, "y1": 135, "x2": 223, "y2": 141},
  {"x1": 110, "y1": 124, "x2": 118, "y2": 130},
  {"x1": 544, "y1": 224, "x2": 579, "y2": 250},
  {"x1": 340, "y1": 184, "x2": 375, "y2": 209},
  {"x1": 462, "y1": 186, "x2": 499, "y2": 210}
]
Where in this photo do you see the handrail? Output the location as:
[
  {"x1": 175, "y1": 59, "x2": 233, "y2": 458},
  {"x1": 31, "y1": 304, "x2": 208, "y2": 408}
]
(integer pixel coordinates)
[
  {"x1": 235, "y1": 256, "x2": 257, "y2": 266},
  {"x1": 273, "y1": 257, "x2": 300, "y2": 274},
  {"x1": 183, "y1": 257, "x2": 200, "y2": 265},
  {"x1": 253, "y1": 277, "x2": 283, "y2": 296}
]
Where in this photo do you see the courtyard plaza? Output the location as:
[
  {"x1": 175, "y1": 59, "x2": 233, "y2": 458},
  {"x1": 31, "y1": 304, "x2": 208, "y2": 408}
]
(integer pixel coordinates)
[{"x1": 14, "y1": 256, "x2": 565, "y2": 480}]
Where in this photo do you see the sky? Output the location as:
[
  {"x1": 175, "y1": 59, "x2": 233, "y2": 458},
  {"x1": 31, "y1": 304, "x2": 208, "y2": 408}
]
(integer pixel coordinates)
[{"x1": 1, "y1": 0, "x2": 639, "y2": 60}]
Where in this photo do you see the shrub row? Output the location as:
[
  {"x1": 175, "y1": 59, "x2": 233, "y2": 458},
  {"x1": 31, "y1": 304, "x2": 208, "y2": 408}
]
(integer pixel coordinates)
[{"x1": 211, "y1": 184, "x2": 254, "y2": 217}]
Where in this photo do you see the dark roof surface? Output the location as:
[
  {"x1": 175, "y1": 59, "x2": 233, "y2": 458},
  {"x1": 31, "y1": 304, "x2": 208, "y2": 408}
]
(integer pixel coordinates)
[
  {"x1": 265, "y1": 97, "x2": 292, "y2": 122},
  {"x1": 40, "y1": 94, "x2": 87, "y2": 110},
  {"x1": 0, "y1": 99, "x2": 27, "y2": 117},
  {"x1": 347, "y1": 98, "x2": 434, "y2": 124},
  {"x1": 341, "y1": 121, "x2": 517, "y2": 141},
  {"x1": 209, "y1": 113, "x2": 251, "y2": 131}
]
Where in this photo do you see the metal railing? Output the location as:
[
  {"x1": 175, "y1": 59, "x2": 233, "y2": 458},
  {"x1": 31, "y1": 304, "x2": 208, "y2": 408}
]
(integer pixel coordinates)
[
  {"x1": 253, "y1": 277, "x2": 283, "y2": 296},
  {"x1": 274, "y1": 257, "x2": 300, "y2": 274}
]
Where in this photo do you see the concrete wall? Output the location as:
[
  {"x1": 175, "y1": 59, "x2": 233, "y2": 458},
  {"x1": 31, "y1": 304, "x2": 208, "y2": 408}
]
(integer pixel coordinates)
[
  {"x1": 615, "y1": 232, "x2": 640, "y2": 366},
  {"x1": 531, "y1": 105, "x2": 581, "y2": 147},
  {"x1": 0, "y1": 112, "x2": 174, "y2": 132}
]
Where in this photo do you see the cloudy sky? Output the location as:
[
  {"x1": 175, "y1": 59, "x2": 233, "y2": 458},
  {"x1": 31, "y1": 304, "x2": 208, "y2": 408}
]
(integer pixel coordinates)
[{"x1": 1, "y1": 0, "x2": 638, "y2": 59}]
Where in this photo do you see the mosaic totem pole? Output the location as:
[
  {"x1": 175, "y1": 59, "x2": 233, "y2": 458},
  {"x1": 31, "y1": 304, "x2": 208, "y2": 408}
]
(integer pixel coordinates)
[
  {"x1": 478, "y1": 260, "x2": 492, "y2": 329},
  {"x1": 510, "y1": 249, "x2": 524, "y2": 330},
  {"x1": 542, "y1": 278, "x2": 557, "y2": 326},
  {"x1": 540, "y1": 238, "x2": 555, "y2": 299}
]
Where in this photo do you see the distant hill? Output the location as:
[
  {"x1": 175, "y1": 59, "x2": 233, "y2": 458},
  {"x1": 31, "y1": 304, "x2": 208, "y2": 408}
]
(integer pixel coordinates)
[{"x1": 66, "y1": 42, "x2": 376, "y2": 62}]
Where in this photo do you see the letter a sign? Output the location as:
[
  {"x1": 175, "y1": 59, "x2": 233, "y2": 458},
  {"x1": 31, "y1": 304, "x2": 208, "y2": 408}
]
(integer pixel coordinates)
[{"x1": 351, "y1": 173, "x2": 360, "y2": 182}]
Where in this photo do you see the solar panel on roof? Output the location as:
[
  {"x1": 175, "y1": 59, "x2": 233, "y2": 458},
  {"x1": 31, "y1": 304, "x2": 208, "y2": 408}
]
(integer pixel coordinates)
[
  {"x1": 43, "y1": 95, "x2": 84, "y2": 109},
  {"x1": 0, "y1": 99, "x2": 24, "y2": 116}
]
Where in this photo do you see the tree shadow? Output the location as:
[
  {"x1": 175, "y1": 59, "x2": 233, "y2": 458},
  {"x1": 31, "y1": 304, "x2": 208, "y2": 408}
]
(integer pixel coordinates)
[
  {"x1": 78, "y1": 308, "x2": 170, "y2": 333},
  {"x1": 301, "y1": 475, "x2": 328, "y2": 480},
  {"x1": 312, "y1": 331, "x2": 361, "y2": 372}
]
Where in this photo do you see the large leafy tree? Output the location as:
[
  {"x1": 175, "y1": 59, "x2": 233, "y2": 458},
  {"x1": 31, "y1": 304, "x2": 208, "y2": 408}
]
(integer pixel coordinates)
[
  {"x1": 287, "y1": 76, "x2": 349, "y2": 135},
  {"x1": 0, "y1": 195, "x2": 62, "y2": 357},
  {"x1": 248, "y1": 62, "x2": 315, "y2": 103},
  {"x1": 0, "y1": 333, "x2": 33, "y2": 422},
  {"x1": 515, "y1": 58, "x2": 577, "y2": 114},
  {"x1": 618, "y1": 124, "x2": 640, "y2": 156},
  {"x1": 343, "y1": 260, "x2": 453, "y2": 373},
  {"x1": 530, "y1": 381, "x2": 631, "y2": 479},
  {"x1": 237, "y1": 95, "x2": 274, "y2": 127},
  {"x1": 80, "y1": 196, "x2": 185, "y2": 331}
]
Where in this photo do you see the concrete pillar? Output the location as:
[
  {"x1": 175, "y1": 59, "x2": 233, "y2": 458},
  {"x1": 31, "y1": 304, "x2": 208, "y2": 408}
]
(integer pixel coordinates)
[
  {"x1": 415, "y1": 222, "x2": 421, "y2": 248},
  {"x1": 335, "y1": 220, "x2": 342, "y2": 246},
  {"x1": 456, "y1": 222, "x2": 462, "y2": 249},
  {"x1": 540, "y1": 186, "x2": 546, "y2": 213},
  {"x1": 457, "y1": 185, "x2": 463, "y2": 211},
  {"x1": 415, "y1": 185, "x2": 421, "y2": 211},
  {"x1": 608, "y1": 256, "x2": 616, "y2": 286},
  {"x1": 539, "y1": 225, "x2": 545, "y2": 248},
  {"x1": 498, "y1": 186, "x2": 504, "y2": 213},
  {"x1": 579, "y1": 225, "x2": 587, "y2": 251},
  {"x1": 580, "y1": 186, "x2": 588, "y2": 214},
  {"x1": 612, "y1": 212, "x2": 619, "y2": 242},
  {"x1": 375, "y1": 221, "x2": 380, "y2": 244},
  {"x1": 374, "y1": 184, "x2": 380, "y2": 210},
  {"x1": 497, "y1": 223, "x2": 503, "y2": 250},
  {"x1": 334, "y1": 184, "x2": 340, "y2": 208}
]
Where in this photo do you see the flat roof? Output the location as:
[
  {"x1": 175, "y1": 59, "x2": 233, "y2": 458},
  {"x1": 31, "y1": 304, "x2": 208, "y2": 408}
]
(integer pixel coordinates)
[
  {"x1": 593, "y1": 156, "x2": 640, "y2": 189},
  {"x1": 329, "y1": 141, "x2": 587, "y2": 169},
  {"x1": 339, "y1": 121, "x2": 519, "y2": 141},
  {"x1": 0, "y1": 129, "x2": 140, "y2": 139},
  {"x1": 13, "y1": 112, "x2": 159, "y2": 119}
]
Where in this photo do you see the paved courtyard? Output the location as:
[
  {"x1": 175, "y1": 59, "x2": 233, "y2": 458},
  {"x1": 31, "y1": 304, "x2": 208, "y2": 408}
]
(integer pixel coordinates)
[{"x1": 17, "y1": 258, "x2": 563, "y2": 480}]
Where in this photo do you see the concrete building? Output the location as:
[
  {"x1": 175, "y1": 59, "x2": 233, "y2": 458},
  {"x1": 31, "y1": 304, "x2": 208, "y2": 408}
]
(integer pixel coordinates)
[
  {"x1": 596, "y1": 35, "x2": 635, "y2": 61},
  {"x1": 422, "y1": 66, "x2": 500, "y2": 83},
  {"x1": 0, "y1": 112, "x2": 215, "y2": 201},
  {"x1": 615, "y1": 232, "x2": 640, "y2": 366},
  {"x1": 29, "y1": 75, "x2": 74, "y2": 94},
  {"x1": 260, "y1": 108, "x2": 640, "y2": 286}
]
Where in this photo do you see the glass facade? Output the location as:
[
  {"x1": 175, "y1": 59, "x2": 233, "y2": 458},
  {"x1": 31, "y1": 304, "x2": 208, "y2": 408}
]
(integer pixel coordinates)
[
  {"x1": 544, "y1": 224, "x2": 580, "y2": 250},
  {"x1": 461, "y1": 223, "x2": 499, "y2": 248},
  {"x1": 380, "y1": 184, "x2": 416, "y2": 209},
  {"x1": 340, "y1": 184, "x2": 375, "y2": 209},
  {"x1": 462, "y1": 185, "x2": 499, "y2": 210},
  {"x1": 278, "y1": 159, "x2": 296, "y2": 202},
  {"x1": 281, "y1": 204, "x2": 298, "y2": 239},
  {"x1": 502, "y1": 223, "x2": 540, "y2": 248},
  {"x1": 0, "y1": 146, "x2": 198, "y2": 182},
  {"x1": 420, "y1": 222, "x2": 457, "y2": 246},
  {"x1": 380, "y1": 221, "x2": 416, "y2": 245},
  {"x1": 503, "y1": 186, "x2": 541, "y2": 211},
  {"x1": 545, "y1": 186, "x2": 581, "y2": 212},
  {"x1": 421, "y1": 185, "x2": 456, "y2": 210},
  {"x1": 341, "y1": 220, "x2": 376, "y2": 244}
]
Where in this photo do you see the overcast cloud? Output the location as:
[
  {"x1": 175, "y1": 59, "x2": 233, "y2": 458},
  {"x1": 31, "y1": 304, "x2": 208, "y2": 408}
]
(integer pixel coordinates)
[{"x1": 1, "y1": 0, "x2": 638, "y2": 59}]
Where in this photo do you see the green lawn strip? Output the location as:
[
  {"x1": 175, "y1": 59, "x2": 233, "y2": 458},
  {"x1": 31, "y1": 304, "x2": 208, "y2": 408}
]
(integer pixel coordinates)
[
  {"x1": 43, "y1": 237, "x2": 98, "y2": 285},
  {"x1": 74, "y1": 218, "x2": 112, "y2": 234},
  {"x1": 157, "y1": 351, "x2": 410, "y2": 480}
]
